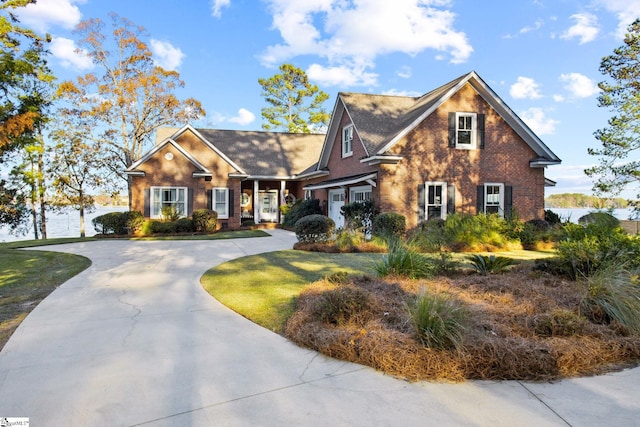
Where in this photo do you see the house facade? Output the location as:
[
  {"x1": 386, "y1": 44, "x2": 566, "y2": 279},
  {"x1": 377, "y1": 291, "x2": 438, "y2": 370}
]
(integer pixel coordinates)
[{"x1": 126, "y1": 71, "x2": 561, "y2": 230}]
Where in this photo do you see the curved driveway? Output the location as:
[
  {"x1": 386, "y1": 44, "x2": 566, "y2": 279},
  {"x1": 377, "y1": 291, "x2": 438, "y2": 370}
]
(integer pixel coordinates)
[{"x1": 1, "y1": 229, "x2": 639, "y2": 426}]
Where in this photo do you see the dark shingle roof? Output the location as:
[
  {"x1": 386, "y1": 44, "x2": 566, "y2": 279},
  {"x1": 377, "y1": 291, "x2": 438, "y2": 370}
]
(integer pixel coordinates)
[
  {"x1": 195, "y1": 129, "x2": 324, "y2": 177},
  {"x1": 340, "y1": 73, "x2": 468, "y2": 155}
]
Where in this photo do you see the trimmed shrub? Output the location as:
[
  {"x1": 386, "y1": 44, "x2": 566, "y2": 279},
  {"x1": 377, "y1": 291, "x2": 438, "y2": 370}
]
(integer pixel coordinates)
[
  {"x1": 313, "y1": 285, "x2": 372, "y2": 326},
  {"x1": 92, "y1": 211, "x2": 136, "y2": 234},
  {"x1": 295, "y1": 214, "x2": 335, "y2": 243},
  {"x1": 126, "y1": 211, "x2": 144, "y2": 233},
  {"x1": 148, "y1": 220, "x2": 177, "y2": 234},
  {"x1": 283, "y1": 199, "x2": 322, "y2": 227},
  {"x1": 408, "y1": 290, "x2": 468, "y2": 350},
  {"x1": 578, "y1": 211, "x2": 619, "y2": 228},
  {"x1": 372, "y1": 212, "x2": 406, "y2": 238},
  {"x1": 193, "y1": 209, "x2": 218, "y2": 233},
  {"x1": 176, "y1": 217, "x2": 195, "y2": 233}
]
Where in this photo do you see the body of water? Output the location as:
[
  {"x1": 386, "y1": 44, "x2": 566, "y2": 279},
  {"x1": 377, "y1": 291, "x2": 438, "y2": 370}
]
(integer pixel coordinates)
[{"x1": 0, "y1": 206, "x2": 128, "y2": 243}]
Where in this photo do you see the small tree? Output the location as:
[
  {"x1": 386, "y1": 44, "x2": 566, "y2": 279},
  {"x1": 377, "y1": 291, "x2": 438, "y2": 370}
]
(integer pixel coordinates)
[
  {"x1": 258, "y1": 63, "x2": 330, "y2": 133},
  {"x1": 586, "y1": 18, "x2": 640, "y2": 214}
]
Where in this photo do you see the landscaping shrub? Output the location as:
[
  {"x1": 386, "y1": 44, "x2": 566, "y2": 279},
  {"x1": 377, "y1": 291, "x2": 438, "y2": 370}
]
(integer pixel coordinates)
[
  {"x1": 341, "y1": 200, "x2": 375, "y2": 236},
  {"x1": 335, "y1": 228, "x2": 365, "y2": 251},
  {"x1": 408, "y1": 290, "x2": 468, "y2": 350},
  {"x1": 192, "y1": 209, "x2": 218, "y2": 232},
  {"x1": 93, "y1": 211, "x2": 144, "y2": 234},
  {"x1": 578, "y1": 211, "x2": 619, "y2": 228},
  {"x1": 147, "y1": 220, "x2": 177, "y2": 234},
  {"x1": 374, "y1": 240, "x2": 436, "y2": 279},
  {"x1": 160, "y1": 206, "x2": 181, "y2": 222},
  {"x1": 175, "y1": 217, "x2": 195, "y2": 233},
  {"x1": 545, "y1": 209, "x2": 562, "y2": 225},
  {"x1": 409, "y1": 219, "x2": 447, "y2": 252},
  {"x1": 467, "y1": 254, "x2": 518, "y2": 275},
  {"x1": 283, "y1": 199, "x2": 322, "y2": 227},
  {"x1": 313, "y1": 285, "x2": 372, "y2": 326},
  {"x1": 294, "y1": 214, "x2": 335, "y2": 243},
  {"x1": 372, "y1": 212, "x2": 406, "y2": 239},
  {"x1": 581, "y1": 262, "x2": 640, "y2": 333}
]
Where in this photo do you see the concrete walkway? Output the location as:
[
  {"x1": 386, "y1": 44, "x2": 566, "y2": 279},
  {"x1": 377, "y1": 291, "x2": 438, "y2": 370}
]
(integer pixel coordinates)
[{"x1": 0, "y1": 229, "x2": 639, "y2": 426}]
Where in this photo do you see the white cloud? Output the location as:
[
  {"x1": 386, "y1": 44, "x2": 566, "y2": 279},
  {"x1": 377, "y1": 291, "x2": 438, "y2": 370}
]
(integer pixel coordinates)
[
  {"x1": 381, "y1": 88, "x2": 422, "y2": 97},
  {"x1": 261, "y1": 0, "x2": 472, "y2": 87},
  {"x1": 520, "y1": 19, "x2": 544, "y2": 34},
  {"x1": 307, "y1": 63, "x2": 377, "y2": 87},
  {"x1": 510, "y1": 76, "x2": 542, "y2": 99},
  {"x1": 559, "y1": 73, "x2": 599, "y2": 98},
  {"x1": 212, "y1": 0, "x2": 231, "y2": 18},
  {"x1": 14, "y1": 0, "x2": 84, "y2": 33},
  {"x1": 595, "y1": 0, "x2": 640, "y2": 39},
  {"x1": 50, "y1": 37, "x2": 93, "y2": 70},
  {"x1": 553, "y1": 94, "x2": 565, "y2": 102},
  {"x1": 560, "y1": 13, "x2": 599, "y2": 44},
  {"x1": 397, "y1": 66, "x2": 412, "y2": 79},
  {"x1": 520, "y1": 107, "x2": 558, "y2": 135},
  {"x1": 228, "y1": 108, "x2": 256, "y2": 126},
  {"x1": 150, "y1": 39, "x2": 185, "y2": 71}
]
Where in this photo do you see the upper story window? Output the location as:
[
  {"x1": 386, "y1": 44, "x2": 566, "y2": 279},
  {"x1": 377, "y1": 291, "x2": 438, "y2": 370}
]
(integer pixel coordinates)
[
  {"x1": 342, "y1": 125, "x2": 353, "y2": 157},
  {"x1": 456, "y1": 112, "x2": 477, "y2": 149},
  {"x1": 151, "y1": 186, "x2": 187, "y2": 219}
]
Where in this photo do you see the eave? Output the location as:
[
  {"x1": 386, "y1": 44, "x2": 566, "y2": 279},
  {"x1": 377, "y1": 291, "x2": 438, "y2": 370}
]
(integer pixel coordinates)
[{"x1": 360, "y1": 155, "x2": 403, "y2": 165}]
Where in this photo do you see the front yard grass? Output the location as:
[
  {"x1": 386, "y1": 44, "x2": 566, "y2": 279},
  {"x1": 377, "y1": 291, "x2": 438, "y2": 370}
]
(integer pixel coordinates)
[{"x1": 0, "y1": 247, "x2": 91, "y2": 350}]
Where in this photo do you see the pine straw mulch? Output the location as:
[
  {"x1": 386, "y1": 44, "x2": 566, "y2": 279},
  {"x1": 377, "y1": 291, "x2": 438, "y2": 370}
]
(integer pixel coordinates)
[{"x1": 284, "y1": 267, "x2": 640, "y2": 382}]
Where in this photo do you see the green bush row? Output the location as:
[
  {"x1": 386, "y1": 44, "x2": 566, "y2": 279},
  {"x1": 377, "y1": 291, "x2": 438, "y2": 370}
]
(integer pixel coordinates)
[{"x1": 93, "y1": 209, "x2": 218, "y2": 236}]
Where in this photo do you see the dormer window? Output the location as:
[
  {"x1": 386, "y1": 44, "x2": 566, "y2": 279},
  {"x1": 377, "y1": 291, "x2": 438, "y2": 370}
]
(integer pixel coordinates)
[{"x1": 342, "y1": 125, "x2": 353, "y2": 157}]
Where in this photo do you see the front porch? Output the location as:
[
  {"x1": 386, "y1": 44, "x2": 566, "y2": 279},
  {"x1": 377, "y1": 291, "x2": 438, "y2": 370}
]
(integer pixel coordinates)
[{"x1": 238, "y1": 179, "x2": 298, "y2": 225}]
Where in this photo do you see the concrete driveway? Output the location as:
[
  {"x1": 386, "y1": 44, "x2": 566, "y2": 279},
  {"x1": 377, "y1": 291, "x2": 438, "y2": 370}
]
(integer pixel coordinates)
[{"x1": 1, "y1": 229, "x2": 639, "y2": 426}]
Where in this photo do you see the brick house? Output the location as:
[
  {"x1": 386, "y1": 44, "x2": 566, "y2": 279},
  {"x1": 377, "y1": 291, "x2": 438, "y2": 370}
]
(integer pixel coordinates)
[{"x1": 126, "y1": 71, "x2": 561, "y2": 229}]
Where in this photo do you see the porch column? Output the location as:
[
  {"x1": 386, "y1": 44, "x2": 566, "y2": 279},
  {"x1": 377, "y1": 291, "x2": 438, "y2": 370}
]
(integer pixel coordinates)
[
  {"x1": 280, "y1": 180, "x2": 286, "y2": 224},
  {"x1": 253, "y1": 180, "x2": 260, "y2": 224}
]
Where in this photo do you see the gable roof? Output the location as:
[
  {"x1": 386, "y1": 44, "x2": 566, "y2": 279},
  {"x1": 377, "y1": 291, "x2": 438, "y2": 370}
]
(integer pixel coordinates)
[
  {"x1": 126, "y1": 124, "x2": 325, "y2": 180},
  {"x1": 318, "y1": 71, "x2": 561, "y2": 168}
]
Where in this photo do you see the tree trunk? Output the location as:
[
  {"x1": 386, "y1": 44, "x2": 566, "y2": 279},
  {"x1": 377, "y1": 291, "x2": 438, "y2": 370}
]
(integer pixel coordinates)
[
  {"x1": 37, "y1": 138, "x2": 47, "y2": 239},
  {"x1": 79, "y1": 190, "x2": 86, "y2": 238}
]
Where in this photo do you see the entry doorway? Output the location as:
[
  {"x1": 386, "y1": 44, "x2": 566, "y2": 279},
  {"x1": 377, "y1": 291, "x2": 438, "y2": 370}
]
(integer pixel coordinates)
[
  {"x1": 258, "y1": 190, "x2": 278, "y2": 222},
  {"x1": 328, "y1": 189, "x2": 345, "y2": 228}
]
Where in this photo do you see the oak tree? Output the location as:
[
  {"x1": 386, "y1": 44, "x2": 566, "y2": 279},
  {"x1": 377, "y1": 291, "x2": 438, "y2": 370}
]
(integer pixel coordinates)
[{"x1": 258, "y1": 63, "x2": 329, "y2": 133}]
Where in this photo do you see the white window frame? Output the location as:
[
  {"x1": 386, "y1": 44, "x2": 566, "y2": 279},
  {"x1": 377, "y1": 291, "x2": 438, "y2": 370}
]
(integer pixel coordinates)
[
  {"x1": 342, "y1": 125, "x2": 353, "y2": 157},
  {"x1": 349, "y1": 185, "x2": 372, "y2": 203},
  {"x1": 150, "y1": 186, "x2": 187, "y2": 219},
  {"x1": 456, "y1": 112, "x2": 477, "y2": 149},
  {"x1": 425, "y1": 182, "x2": 447, "y2": 220},
  {"x1": 212, "y1": 187, "x2": 229, "y2": 219},
  {"x1": 484, "y1": 182, "x2": 504, "y2": 217}
]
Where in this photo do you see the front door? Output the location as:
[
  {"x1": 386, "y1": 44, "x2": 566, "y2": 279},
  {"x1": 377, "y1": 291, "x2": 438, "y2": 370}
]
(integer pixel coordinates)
[
  {"x1": 259, "y1": 191, "x2": 278, "y2": 222},
  {"x1": 328, "y1": 189, "x2": 345, "y2": 228}
]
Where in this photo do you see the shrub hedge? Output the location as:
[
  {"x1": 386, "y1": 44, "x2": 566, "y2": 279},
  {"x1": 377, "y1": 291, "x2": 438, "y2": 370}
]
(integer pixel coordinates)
[{"x1": 295, "y1": 214, "x2": 335, "y2": 243}]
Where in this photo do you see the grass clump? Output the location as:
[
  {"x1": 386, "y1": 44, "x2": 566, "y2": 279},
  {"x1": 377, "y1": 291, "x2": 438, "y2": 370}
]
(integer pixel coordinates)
[
  {"x1": 408, "y1": 290, "x2": 467, "y2": 350},
  {"x1": 467, "y1": 254, "x2": 518, "y2": 275},
  {"x1": 374, "y1": 239, "x2": 436, "y2": 279}
]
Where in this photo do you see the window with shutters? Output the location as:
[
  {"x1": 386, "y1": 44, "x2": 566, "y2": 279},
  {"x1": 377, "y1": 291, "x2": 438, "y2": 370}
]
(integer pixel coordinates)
[
  {"x1": 484, "y1": 183, "x2": 504, "y2": 216},
  {"x1": 212, "y1": 187, "x2": 229, "y2": 219},
  {"x1": 150, "y1": 187, "x2": 187, "y2": 219},
  {"x1": 425, "y1": 182, "x2": 447, "y2": 220},
  {"x1": 456, "y1": 112, "x2": 477, "y2": 149}
]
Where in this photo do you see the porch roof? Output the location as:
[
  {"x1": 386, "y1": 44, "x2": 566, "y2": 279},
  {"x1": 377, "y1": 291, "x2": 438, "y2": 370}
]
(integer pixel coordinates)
[{"x1": 303, "y1": 172, "x2": 377, "y2": 191}]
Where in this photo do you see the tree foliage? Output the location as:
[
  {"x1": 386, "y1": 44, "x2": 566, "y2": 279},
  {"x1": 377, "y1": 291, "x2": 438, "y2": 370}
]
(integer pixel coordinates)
[
  {"x1": 586, "y1": 18, "x2": 640, "y2": 211},
  {"x1": 56, "y1": 13, "x2": 205, "y2": 205},
  {"x1": 258, "y1": 63, "x2": 329, "y2": 133}
]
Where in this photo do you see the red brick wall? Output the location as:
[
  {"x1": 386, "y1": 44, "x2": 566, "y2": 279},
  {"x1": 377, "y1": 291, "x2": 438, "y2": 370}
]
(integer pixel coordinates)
[{"x1": 380, "y1": 84, "x2": 545, "y2": 228}]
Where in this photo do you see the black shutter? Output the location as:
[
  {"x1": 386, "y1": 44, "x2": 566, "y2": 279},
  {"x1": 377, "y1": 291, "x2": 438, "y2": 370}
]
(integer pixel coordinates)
[
  {"x1": 229, "y1": 189, "x2": 234, "y2": 217},
  {"x1": 477, "y1": 185, "x2": 484, "y2": 214},
  {"x1": 448, "y1": 112, "x2": 456, "y2": 147},
  {"x1": 144, "y1": 188, "x2": 150, "y2": 217},
  {"x1": 477, "y1": 114, "x2": 485, "y2": 149},
  {"x1": 417, "y1": 184, "x2": 425, "y2": 223},
  {"x1": 505, "y1": 186, "x2": 513, "y2": 219},
  {"x1": 188, "y1": 188, "x2": 194, "y2": 216},
  {"x1": 206, "y1": 189, "x2": 212, "y2": 210},
  {"x1": 447, "y1": 184, "x2": 455, "y2": 215}
]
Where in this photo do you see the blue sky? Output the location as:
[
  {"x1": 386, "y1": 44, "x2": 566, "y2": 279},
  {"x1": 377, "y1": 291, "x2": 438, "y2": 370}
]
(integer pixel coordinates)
[{"x1": 12, "y1": 0, "x2": 640, "y2": 198}]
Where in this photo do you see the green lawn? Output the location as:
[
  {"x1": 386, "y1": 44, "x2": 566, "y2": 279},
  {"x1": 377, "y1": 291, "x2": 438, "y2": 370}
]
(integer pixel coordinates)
[
  {"x1": 201, "y1": 250, "x2": 383, "y2": 331},
  {"x1": 201, "y1": 249, "x2": 556, "y2": 332},
  {"x1": 0, "y1": 247, "x2": 92, "y2": 350}
]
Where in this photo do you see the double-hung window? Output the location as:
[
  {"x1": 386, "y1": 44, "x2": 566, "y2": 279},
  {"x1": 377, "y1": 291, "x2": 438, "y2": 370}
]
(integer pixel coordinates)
[
  {"x1": 484, "y1": 183, "x2": 504, "y2": 216},
  {"x1": 151, "y1": 187, "x2": 187, "y2": 219},
  {"x1": 342, "y1": 125, "x2": 353, "y2": 157},
  {"x1": 456, "y1": 112, "x2": 477, "y2": 149},
  {"x1": 425, "y1": 182, "x2": 447, "y2": 220},
  {"x1": 212, "y1": 188, "x2": 229, "y2": 219},
  {"x1": 349, "y1": 185, "x2": 372, "y2": 203}
]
